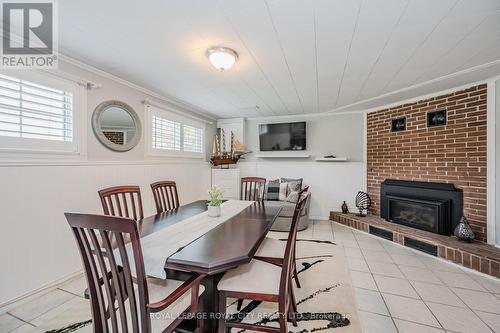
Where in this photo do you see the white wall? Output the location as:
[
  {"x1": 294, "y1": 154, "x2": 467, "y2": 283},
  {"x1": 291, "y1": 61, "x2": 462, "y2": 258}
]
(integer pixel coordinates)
[
  {"x1": 239, "y1": 161, "x2": 365, "y2": 218},
  {"x1": 0, "y1": 61, "x2": 213, "y2": 305},
  {"x1": 496, "y1": 79, "x2": 500, "y2": 246},
  {"x1": 244, "y1": 113, "x2": 365, "y2": 162},
  {"x1": 239, "y1": 113, "x2": 366, "y2": 218}
]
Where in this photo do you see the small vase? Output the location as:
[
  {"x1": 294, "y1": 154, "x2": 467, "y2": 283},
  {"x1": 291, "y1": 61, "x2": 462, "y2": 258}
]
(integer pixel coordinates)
[
  {"x1": 454, "y1": 216, "x2": 475, "y2": 242},
  {"x1": 207, "y1": 205, "x2": 221, "y2": 217},
  {"x1": 341, "y1": 201, "x2": 349, "y2": 214}
]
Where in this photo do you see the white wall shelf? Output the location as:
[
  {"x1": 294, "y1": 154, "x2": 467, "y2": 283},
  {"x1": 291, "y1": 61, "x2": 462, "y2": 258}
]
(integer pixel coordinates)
[
  {"x1": 315, "y1": 157, "x2": 348, "y2": 162},
  {"x1": 255, "y1": 154, "x2": 311, "y2": 159}
]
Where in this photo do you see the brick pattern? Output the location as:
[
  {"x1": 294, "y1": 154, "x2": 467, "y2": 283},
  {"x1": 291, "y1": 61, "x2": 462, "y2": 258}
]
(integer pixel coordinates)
[
  {"x1": 330, "y1": 212, "x2": 500, "y2": 279},
  {"x1": 367, "y1": 84, "x2": 488, "y2": 241},
  {"x1": 103, "y1": 131, "x2": 125, "y2": 145}
]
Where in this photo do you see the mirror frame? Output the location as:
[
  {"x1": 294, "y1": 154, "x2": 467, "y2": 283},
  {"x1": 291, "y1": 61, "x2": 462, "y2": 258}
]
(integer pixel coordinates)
[{"x1": 92, "y1": 100, "x2": 142, "y2": 152}]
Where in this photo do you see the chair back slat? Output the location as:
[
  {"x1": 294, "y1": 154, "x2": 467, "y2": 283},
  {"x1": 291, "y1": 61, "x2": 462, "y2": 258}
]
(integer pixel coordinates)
[
  {"x1": 99, "y1": 186, "x2": 144, "y2": 221},
  {"x1": 240, "y1": 177, "x2": 266, "y2": 201},
  {"x1": 73, "y1": 227, "x2": 109, "y2": 331},
  {"x1": 88, "y1": 229, "x2": 120, "y2": 332},
  {"x1": 279, "y1": 187, "x2": 310, "y2": 310},
  {"x1": 115, "y1": 232, "x2": 140, "y2": 331},
  {"x1": 151, "y1": 181, "x2": 180, "y2": 214},
  {"x1": 100, "y1": 230, "x2": 130, "y2": 333},
  {"x1": 65, "y1": 213, "x2": 150, "y2": 333}
]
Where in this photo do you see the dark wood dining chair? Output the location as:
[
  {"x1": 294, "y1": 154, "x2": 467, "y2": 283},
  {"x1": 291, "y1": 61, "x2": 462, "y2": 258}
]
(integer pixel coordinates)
[
  {"x1": 150, "y1": 181, "x2": 180, "y2": 214},
  {"x1": 235, "y1": 186, "x2": 309, "y2": 311},
  {"x1": 217, "y1": 190, "x2": 311, "y2": 333},
  {"x1": 99, "y1": 186, "x2": 144, "y2": 220},
  {"x1": 254, "y1": 186, "x2": 310, "y2": 288},
  {"x1": 240, "y1": 177, "x2": 266, "y2": 201},
  {"x1": 65, "y1": 213, "x2": 205, "y2": 333}
]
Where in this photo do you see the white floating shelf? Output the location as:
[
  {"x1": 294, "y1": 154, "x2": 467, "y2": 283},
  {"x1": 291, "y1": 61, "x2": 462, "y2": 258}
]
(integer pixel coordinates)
[
  {"x1": 315, "y1": 157, "x2": 348, "y2": 162},
  {"x1": 255, "y1": 154, "x2": 311, "y2": 159}
]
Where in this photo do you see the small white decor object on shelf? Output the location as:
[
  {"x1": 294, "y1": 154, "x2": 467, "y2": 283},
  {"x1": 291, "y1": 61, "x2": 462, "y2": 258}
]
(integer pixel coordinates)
[
  {"x1": 315, "y1": 155, "x2": 348, "y2": 162},
  {"x1": 207, "y1": 186, "x2": 223, "y2": 217}
]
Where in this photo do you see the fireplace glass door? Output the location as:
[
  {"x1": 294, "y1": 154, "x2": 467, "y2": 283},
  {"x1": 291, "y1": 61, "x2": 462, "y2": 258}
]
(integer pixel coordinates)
[{"x1": 387, "y1": 195, "x2": 448, "y2": 234}]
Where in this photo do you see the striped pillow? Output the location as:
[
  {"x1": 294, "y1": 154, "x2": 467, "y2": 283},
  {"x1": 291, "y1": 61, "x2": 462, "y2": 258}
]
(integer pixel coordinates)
[{"x1": 266, "y1": 179, "x2": 280, "y2": 201}]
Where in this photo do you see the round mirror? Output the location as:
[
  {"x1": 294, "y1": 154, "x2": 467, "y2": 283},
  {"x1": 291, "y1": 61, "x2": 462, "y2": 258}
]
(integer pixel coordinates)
[{"x1": 92, "y1": 100, "x2": 142, "y2": 152}]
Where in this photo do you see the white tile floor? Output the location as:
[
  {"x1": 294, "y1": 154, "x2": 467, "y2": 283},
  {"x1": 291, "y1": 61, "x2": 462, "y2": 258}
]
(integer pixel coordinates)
[
  {"x1": 331, "y1": 221, "x2": 500, "y2": 333},
  {"x1": 1, "y1": 220, "x2": 500, "y2": 333}
]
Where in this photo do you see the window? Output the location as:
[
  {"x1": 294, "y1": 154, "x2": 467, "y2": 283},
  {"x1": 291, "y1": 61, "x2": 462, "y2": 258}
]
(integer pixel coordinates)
[
  {"x1": 0, "y1": 72, "x2": 82, "y2": 154},
  {"x1": 183, "y1": 124, "x2": 203, "y2": 153},
  {"x1": 152, "y1": 115, "x2": 181, "y2": 151},
  {"x1": 148, "y1": 105, "x2": 204, "y2": 157}
]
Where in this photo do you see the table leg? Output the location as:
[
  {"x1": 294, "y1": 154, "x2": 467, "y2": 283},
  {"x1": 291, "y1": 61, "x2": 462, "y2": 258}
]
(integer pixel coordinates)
[
  {"x1": 200, "y1": 273, "x2": 223, "y2": 333},
  {"x1": 165, "y1": 269, "x2": 223, "y2": 333}
]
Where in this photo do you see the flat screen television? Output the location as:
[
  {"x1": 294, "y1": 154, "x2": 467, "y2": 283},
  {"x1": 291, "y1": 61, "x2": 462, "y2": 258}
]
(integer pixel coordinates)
[{"x1": 259, "y1": 121, "x2": 306, "y2": 151}]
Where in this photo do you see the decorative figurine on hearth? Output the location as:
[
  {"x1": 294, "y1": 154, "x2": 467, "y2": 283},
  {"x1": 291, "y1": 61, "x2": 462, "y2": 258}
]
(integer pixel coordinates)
[
  {"x1": 341, "y1": 201, "x2": 349, "y2": 214},
  {"x1": 355, "y1": 191, "x2": 372, "y2": 217},
  {"x1": 454, "y1": 215, "x2": 475, "y2": 242}
]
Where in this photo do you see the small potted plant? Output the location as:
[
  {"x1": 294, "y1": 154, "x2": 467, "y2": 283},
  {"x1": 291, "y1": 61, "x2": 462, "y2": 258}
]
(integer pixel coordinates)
[{"x1": 207, "y1": 186, "x2": 223, "y2": 217}]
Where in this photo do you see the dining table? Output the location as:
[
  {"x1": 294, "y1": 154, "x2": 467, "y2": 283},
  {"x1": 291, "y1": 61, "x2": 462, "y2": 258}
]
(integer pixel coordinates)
[{"x1": 135, "y1": 199, "x2": 283, "y2": 333}]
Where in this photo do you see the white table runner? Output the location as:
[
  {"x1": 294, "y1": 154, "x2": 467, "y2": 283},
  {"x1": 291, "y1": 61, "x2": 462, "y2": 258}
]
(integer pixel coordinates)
[{"x1": 116, "y1": 200, "x2": 254, "y2": 278}]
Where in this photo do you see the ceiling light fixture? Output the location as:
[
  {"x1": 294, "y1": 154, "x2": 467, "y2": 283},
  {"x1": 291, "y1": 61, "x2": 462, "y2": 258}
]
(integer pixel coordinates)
[{"x1": 206, "y1": 47, "x2": 238, "y2": 71}]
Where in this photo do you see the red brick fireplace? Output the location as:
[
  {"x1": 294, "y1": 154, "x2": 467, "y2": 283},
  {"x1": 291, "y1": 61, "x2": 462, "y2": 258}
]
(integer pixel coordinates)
[{"x1": 367, "y1": 84, "x2": 487, "y2": 242}]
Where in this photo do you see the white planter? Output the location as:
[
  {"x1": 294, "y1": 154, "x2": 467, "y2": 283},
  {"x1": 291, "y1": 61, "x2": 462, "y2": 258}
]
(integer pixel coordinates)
[{"x1": 207, "y1": 205, "x2": 221, "y2": 217}]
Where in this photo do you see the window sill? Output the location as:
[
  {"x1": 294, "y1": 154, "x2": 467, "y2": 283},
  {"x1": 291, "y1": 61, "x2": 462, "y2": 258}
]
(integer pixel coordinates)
[
  {"x1": 0, "y1": 159, "x2": 210, "y2": 167},
  {"x1": 146, "y1": 151, "x2": 205, "y2": 159},
  {"x1": 0, "y1": 147, "x2": 81, "y2": 156}
]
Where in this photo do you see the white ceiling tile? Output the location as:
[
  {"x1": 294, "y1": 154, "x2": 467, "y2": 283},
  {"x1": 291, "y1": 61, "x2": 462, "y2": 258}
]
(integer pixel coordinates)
[
  {"x1": 266, "y1": 0, "x2": 318, "y2": 113},
  {"x1": 336, "y1": 0, "x2": 408, "y2": 107},
  {"x1": 416, "y1": 29, "x2": 500, "y2": 83},
  {"x1": 314, "y1": 0, "x2": 361, "y2": 111},
  {"x1": 358, "y1": 0, "x2": 459, "y2": 101},
  {"x1": 387, "y1": 13, "x2": 488, "y2": 90},
  {"x1": 56, "y1": 0, "x2": 500, "y2": 118}
]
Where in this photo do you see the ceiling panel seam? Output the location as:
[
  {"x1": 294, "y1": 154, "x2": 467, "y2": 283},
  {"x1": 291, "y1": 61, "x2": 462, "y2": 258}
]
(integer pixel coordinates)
[
  {"x1": 334, "y1": 0, "x2": 363, "y2": 108},
  {"x1": 379, "y1": 0, "x2": 461, "y2": 94}
]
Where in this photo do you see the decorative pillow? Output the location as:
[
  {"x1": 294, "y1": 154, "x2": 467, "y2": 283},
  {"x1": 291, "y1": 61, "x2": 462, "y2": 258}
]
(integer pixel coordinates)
[
  {"x1": 285, "y1": 191, "x2": 299, "y2": 203},
  {"x1": 280, "y1": 177, "x2": 303, "y2": 189},
  {"x1": 266, "y1": 179, "x2": 280, "y2": 201},
  {"x1": 279, "y1": 182, "x2": 289, "y2": 201},
  {"x1": 285, "y1": 180, "x2": 302, "y2": 203}
]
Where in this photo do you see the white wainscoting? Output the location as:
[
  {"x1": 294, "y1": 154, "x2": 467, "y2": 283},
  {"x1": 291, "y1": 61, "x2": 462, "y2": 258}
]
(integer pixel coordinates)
[
  {"x1": 238, "y1": 161, "x2": 366, "y2": 219},
  {"x1": 0, "y1": 160, "x2": 211, "y2": 306}
]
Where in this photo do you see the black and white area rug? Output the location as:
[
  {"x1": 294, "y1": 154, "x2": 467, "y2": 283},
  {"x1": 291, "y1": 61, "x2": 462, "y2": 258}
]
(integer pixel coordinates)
[
  {"x1": 223, "y1": 234, "x2": 360, "y2": 332},
  {"x1": 33, "y1": 226, "x2": 360, "y2": 333}
]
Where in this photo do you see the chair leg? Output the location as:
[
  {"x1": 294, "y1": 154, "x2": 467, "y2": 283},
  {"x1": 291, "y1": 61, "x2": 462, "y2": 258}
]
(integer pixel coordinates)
[
  {"x1": 288, "y1": 301, "x2": 298, "y2": 327},
  {"x1": 293, "y1": 261, "x2": 301, "y2": 288},
  {"x1": 278, "y1": 307, "x2": 288, "y2": 333},
  {"x1": 236, "y1": 298, "x2": 243, "y2": 311},
  {"x1": 197, "y1": 301, "x2": 204, "y2": 333},
  {"x1": 218, "y1": 291, "x2": 227, "y2": 333},
  {"x1": 289, "y1": 284, "x2": 298, "y2": 314}
]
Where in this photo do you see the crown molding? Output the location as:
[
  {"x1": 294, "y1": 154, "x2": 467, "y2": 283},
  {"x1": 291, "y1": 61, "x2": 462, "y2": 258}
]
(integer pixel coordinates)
[
  {"x1": 58, "y1": 53, "x2": 217, "y2": 121},
  {"x1": 245, "y1": 110, "x2": 365, "y2": 121}
]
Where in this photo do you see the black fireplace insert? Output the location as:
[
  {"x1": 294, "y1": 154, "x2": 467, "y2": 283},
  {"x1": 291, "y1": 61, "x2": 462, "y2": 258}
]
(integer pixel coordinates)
[{"x1": 380, "y1": 180, "x2": 463, "y2": 235}]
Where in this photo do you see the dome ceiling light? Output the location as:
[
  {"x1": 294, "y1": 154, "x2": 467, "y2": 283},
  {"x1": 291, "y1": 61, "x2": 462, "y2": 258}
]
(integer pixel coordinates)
[{"x1": 206, "y1": 47, "x2": 238, "y2": 71}]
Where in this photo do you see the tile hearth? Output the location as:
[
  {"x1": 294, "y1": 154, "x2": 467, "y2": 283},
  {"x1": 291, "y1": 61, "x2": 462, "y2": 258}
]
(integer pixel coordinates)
[
  {"x1": 331, "y1": 212, "x2": 500, "y2": 279},
  {"x1": 1, "y1": 220, "x2": 500, "y2": 332}
]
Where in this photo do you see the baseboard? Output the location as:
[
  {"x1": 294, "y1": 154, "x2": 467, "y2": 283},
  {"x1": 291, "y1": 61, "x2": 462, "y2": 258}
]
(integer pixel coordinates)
[{"x1": 0, "y1": 270, "x2": 83, "y2": 312}]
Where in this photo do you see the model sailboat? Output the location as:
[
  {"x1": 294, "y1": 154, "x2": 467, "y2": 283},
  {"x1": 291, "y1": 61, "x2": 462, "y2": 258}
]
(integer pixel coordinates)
[{"x1": 210, "y1": 129, "x2": 250, "y2": 167}]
